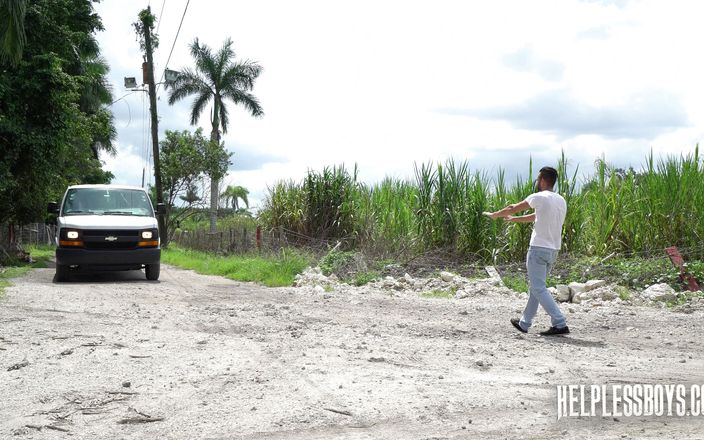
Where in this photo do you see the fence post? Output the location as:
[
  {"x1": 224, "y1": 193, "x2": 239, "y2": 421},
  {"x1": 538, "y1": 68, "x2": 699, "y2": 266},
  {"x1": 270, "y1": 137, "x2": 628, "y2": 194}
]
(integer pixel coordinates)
[{"x1": 256, "y1": 225, "x2": 261, "y2": 253}]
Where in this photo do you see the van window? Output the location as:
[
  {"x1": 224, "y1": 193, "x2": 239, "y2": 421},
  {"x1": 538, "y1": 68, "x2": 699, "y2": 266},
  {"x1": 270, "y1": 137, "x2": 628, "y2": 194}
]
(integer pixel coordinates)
[{"x1": 62, "y1": 188, "x2": 154, "y2": 217}]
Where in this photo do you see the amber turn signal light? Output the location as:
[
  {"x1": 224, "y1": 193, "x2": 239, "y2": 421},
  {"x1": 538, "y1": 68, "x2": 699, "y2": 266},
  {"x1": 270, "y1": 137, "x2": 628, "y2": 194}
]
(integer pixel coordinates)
[{"x1": 59, "y1": 240, "x2": 83, "y2": 247}]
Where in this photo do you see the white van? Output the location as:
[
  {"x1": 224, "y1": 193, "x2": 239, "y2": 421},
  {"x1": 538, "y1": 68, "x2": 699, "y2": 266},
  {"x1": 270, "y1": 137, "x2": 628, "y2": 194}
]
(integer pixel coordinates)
[{"x1": 48, "y1": 185, "x2": 163, "y2": 281}]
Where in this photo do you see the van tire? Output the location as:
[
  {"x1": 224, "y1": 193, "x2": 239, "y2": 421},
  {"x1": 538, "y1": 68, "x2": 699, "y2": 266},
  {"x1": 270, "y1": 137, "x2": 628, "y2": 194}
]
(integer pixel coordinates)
[
  {"x1": 145, "y1": 263, "x2": 160, "y2": 281},
  {"x1": 55, "y1": 264, "x2": 69, "y2": 282}
]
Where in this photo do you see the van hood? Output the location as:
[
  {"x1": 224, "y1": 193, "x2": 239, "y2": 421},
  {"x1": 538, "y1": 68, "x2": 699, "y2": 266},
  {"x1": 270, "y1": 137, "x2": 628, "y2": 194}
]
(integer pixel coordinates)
[{"x1": 59, "y1": 215, "x2": 158, "y2": 230}]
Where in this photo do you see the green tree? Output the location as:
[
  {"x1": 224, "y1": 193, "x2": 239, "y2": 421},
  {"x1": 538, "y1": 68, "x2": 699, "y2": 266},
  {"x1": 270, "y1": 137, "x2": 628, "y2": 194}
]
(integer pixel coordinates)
[
  {"x1": 167, "y1": 37, "x2": 263, "y2": 233},
  {"x1": 0, "y1": 0, "x2": 114, "y2": 242},
  {"x1": 159, "y1": 129, "x2": 231, "y2": 244},
  {"x1": 180, "y1": 185, "x2": 202, "y2": 205},
  {"x1": 0, "y1": 0, "x2": 27, "y2": 65}
]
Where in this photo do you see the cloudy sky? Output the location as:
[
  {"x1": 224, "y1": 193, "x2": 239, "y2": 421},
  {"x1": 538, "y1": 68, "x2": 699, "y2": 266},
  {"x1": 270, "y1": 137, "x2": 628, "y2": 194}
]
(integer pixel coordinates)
[{"x1": 96, "y1": 0, "x2": 704, "y2": 208}]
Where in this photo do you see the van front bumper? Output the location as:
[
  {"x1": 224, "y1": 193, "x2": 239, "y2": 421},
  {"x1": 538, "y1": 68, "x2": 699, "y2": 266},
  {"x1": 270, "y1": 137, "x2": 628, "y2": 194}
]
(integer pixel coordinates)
[{"x1": 56, "y1": 247, "x2": 161, "y2": 268}]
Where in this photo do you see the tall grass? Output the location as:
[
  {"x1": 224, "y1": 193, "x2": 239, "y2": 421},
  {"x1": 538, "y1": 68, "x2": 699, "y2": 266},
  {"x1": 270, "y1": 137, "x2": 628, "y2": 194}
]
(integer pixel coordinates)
[{"x1": 258, "y1": 147, "x2": 704, "y2": 263}]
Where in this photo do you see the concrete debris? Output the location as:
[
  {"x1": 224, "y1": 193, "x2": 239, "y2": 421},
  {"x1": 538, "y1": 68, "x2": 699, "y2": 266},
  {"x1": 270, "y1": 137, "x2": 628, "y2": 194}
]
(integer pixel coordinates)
[
  {"x1": 485, "y1": 266, "x2": 504, "y2": 287},
  {"x1": 555, "y1": 284, "x2": 571, "y2": 302},
  {"x1": 641, "y1": 283, "x2": 677, "y2": 302},
  {"x1": 585, "y1": 279, "x2": 607, "y2": 290},
  {"x1": 293, "y1": 267, "x2": 694, "y2": 308},
  {"x1": 440, "y1": 271, "x2": 455, "y2": 283},
  {"x1": 568, "y1": 282, "x2": 587, "y2": 296}
]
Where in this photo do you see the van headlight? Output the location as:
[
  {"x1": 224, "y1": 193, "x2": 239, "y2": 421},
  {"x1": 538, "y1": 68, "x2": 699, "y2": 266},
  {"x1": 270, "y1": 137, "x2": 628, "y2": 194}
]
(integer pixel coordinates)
[
  {"x1": 67, "y1": 230, "x2": 79, "y2": 239},
  {"x1": 141, "y1": 230, "x2": 153, "y2": 239}
]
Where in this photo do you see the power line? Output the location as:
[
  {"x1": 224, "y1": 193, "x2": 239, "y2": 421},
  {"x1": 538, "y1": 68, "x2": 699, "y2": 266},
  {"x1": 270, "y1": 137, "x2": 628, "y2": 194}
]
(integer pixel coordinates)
[
  {"x1": 156, "y1": 0, "x2": 166, "y2": 34},
  {"x1": 158, "y1": 0, "x2": 190, "y2": 88}
]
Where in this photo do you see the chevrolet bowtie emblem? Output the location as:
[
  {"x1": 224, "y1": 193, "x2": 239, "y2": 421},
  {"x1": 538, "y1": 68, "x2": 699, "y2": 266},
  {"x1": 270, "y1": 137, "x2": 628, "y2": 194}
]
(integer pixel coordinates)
[{"x1": 104, "y1": 236, "x2": 118, "y2": 242}]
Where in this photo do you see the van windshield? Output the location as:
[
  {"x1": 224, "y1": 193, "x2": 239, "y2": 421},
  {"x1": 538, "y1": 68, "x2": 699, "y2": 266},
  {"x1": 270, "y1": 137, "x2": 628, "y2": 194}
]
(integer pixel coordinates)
[{"x1": 62, "y1": 188, "x2": 154, "y2": 217}]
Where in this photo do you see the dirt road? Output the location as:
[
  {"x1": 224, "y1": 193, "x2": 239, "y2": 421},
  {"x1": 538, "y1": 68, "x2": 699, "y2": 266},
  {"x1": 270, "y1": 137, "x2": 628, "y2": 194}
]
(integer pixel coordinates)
[{"x1": 1, "y1": 266, "x2": 703, "y2": 439}]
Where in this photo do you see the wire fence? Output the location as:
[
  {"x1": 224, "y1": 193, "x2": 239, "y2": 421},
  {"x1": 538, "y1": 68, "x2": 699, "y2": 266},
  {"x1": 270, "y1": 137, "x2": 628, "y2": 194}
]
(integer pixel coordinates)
[
  {"x1": 170, "y1": 226, "x2": 339, "y2": 256},
  {"x1": 0, "y1": 223, "x2": 55, "y2": 247}
]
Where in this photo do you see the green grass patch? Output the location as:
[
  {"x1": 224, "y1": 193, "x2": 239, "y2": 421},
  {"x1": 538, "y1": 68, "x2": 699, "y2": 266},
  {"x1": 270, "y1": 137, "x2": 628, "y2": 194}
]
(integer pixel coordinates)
[
  {"x1": 348, "y1": 270, "x2": 380, "y2": 286},
  {"x1": 503, "y1": 274, "x2": 529, "y2": 293},
  {"x1": 1, "y1": 245, "x2": 52, "y2": 269},
  {"x1": 616, "y1": 286, "x2": 631, "y2": 301},
  {"x1": 0, "y1": 245, "x2": 53, "y2": 295},
  {"x1": 420, "y1": 288, "x2": 456, "y2": 299},
  {"x1": 26, "y1": 245, "x2": 53, "y2": 268},
  {"x1": 0, "y1": 266, "x2": 31, "y2": 296},
  {"x1": 665, "y1": 290, "x2": 704, "y2": 308},
  {"x1": 162, "y1": 246, "x2": 311, "y2": 287},
  {"x1": 319, "y1": 249, "x2": 355, "y2": 276}
]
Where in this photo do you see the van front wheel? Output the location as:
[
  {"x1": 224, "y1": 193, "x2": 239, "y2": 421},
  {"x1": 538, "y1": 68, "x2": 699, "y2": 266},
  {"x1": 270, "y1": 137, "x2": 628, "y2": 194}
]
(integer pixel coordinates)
[
  {"x1": 145, "y1": 263, "x2": 160, "y2": 281},
  {"x1": 55, "y1": 264, "x2": 69, "y2": 282}
]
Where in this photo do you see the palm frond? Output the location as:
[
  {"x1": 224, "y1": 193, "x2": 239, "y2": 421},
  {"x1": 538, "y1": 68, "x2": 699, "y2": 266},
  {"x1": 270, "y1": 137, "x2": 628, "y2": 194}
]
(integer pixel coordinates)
[
  {"x1": 0, "y1": 0, "x2": 27, "y2": 65},
  {"x1": 214, "y1": 38, "x2": 234, "y2": 85},
  {"x1": 190, "y1": 88, "x2": 212, "y2": 126},
  {"x1": 79, "y1": 55, "x2": 113, "y2": 112},
  {"x1": 219, "y1": 99, "x2": 229, "y2": 133},
  {"x1": 167, "y1": 67, "x2": 210, "y2": 105},
  {"x1": 189, "y1": 38, "x2": 217, "y2": 84},
  {"x1": 221, "y1": 59, "x2": 263, "y2": 91},
  {"x1": 221, "y1": 87, "x2": 264, "y2": 118}
]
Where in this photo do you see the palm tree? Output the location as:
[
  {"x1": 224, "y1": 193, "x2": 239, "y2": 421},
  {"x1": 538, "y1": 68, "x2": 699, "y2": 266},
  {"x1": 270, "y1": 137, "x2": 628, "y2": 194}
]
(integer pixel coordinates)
[
  {"x1": 0, "y1": 0, "x2": 27, "y2": 65},
  {"x1": 180, "y1": 184, "x2": 202, "y2": 205},
  {"x1": 220, "y1": 186, "x2": 234, "y2": 210},
  {"x1": 221, "y1": 185, "x2": 249, "y2": 211},
  {"x1": 79, "y1": 54, "x2": 116, "y2": 159},
  {"x1": 167, "y1": 38, "x2": 263, "y2": 232}
]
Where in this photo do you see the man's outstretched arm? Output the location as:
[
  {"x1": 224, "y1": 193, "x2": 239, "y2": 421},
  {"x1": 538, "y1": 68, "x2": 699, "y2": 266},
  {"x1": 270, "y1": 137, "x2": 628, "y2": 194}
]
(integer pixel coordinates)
[
  {"x1": 483, "y1": 200, "x2": 531, "y2": 220},
  {"x1": 505, "y1": 213, "x2": 536, "y2": 223}
]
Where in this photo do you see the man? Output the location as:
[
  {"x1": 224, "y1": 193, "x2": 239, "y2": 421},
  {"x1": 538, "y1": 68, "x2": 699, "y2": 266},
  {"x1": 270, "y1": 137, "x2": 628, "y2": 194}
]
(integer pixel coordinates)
[{"x1": 484, "y1": 166, "x2": 569, "y2": 336}]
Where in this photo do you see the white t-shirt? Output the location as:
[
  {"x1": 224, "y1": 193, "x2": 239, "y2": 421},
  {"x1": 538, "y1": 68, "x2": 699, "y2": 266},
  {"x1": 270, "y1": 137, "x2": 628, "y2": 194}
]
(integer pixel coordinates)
[{"x1": 524, "y1": 190, "x2": 566, "y2": 250}]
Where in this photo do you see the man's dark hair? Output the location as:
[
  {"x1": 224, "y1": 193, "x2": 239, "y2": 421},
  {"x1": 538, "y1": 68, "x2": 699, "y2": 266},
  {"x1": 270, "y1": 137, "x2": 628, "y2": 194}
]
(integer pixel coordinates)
[{"x1": 539, "y1": 166, "x2": 558, "y2": 188}]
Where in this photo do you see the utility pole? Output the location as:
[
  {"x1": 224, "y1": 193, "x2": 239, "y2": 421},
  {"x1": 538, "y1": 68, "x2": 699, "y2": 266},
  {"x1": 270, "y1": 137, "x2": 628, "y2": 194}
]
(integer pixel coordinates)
[{"x1": 135, "y1": 7, "x2": 167, "y2": 246}]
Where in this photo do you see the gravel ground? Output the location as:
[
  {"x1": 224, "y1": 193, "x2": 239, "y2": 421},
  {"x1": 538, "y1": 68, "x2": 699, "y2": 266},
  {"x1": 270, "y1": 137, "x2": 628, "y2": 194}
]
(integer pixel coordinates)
[{"x1": 1, "y1": 265, "x2": 703, "y2": 439}]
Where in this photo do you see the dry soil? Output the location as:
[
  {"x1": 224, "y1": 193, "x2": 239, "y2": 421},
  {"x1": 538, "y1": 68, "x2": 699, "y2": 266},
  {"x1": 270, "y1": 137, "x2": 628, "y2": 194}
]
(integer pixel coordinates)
[{"x1": 1, "y1": 266, "x2": 703, "y2": 439}]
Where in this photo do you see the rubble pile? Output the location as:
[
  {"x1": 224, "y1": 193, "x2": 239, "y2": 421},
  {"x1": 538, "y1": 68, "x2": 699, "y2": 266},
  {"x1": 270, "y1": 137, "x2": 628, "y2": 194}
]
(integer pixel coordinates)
[{"x1": 293, "y1": 266, "x2": 702, "y2": 309}]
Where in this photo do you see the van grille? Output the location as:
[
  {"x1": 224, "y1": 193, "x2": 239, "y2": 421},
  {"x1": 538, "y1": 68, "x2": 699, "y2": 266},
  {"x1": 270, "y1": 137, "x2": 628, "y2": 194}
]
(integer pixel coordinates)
[
  {"x1": 82, "y1": 230, "x2": 140, "y2": 237},
  {"x1": 84, "y1": 241, "x2": 138, "y2": 250}
]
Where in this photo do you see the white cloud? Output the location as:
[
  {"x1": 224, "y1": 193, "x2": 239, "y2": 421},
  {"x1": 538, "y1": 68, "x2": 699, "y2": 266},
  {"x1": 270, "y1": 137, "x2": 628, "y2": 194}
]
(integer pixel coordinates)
[
  {"x1": 103, "y1": 142, "x2": 151, "y2": 187},
  {"x1": 502, "y1": 46, "x2": 565, "y2": 82}
]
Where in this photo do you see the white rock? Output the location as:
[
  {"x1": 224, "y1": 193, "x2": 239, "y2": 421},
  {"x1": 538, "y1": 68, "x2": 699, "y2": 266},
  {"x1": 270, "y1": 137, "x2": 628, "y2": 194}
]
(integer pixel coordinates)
[
  {"x1": 455, "y1": 289, "x2": 470, "y2": 299},
  {"x1": 641, "y1": 283, "x2": 676, "y2": 302},
  {"x1": 556, "y1": 284, "x2": 571, "y2": 302},
  {"x1": 314, "y1": 285, "x2": 325, "y2": 293},
  {"x1": 585, "y1": 279, "x2": 607, "y2": 291},
  {"x1": 571, "y1": 291, "x2": 584, "y2": 304},
  {"x1": 440, "y1": 271, "x2": 455, "y2": 283},
  {"x1": 568, "y1": 281, "x2": 586, "y2": 293},
  {"x1": 403, "y1": 273, "x2": 414, "y2": 284},
  {"x1": 596, "y1": 288, "x2": 617, "y2": 301}
]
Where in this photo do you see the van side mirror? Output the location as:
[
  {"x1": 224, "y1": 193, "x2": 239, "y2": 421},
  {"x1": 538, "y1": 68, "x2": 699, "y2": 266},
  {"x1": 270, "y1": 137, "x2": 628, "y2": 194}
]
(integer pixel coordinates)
[
  {"x1": 155, "y1": 203, "x2": 165, "y2": 215},
  {"x1": 47, "y1": 202, "x2": 59, "y2": 214}
]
